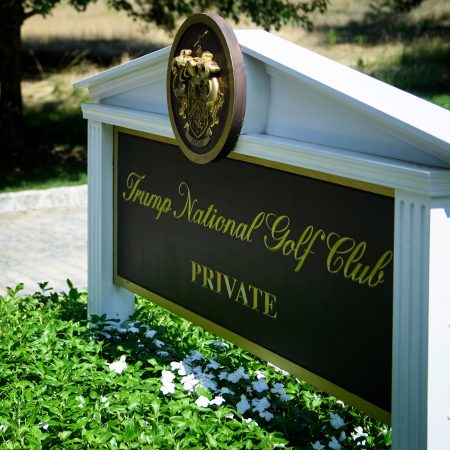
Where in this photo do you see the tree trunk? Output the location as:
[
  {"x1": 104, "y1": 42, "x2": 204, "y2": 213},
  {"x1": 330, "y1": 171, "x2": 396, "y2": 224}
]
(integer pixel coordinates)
[{"x1": 0, "y1": 1, "x2": 25, "y2": 166}]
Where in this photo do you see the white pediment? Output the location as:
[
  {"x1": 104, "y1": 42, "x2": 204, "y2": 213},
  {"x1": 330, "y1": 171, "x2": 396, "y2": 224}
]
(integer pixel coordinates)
[{"x1": 75, "y1": 30, "x2": 450, "y2": 169}]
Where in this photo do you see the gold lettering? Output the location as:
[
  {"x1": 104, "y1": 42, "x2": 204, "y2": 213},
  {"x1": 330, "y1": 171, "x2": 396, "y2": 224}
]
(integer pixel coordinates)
[
  {"x1": 223, "y1": 274, "x2": 238, "y2": 299},
  {"x1": 248, "y1": 284, "x2": 263, "y2": 312},
  {"x1": 122, "y1": 172, "x2": 145, "y2": 202},
  {"x1": 173, "y1": 181, "x2": 197, "y2": 220},
  {"x1": 264, "y1": 214, "x2": 290, "y2": 252},
  {"x1": 191, "y1": 261, "x2": 202, "y2": 283},
  {"x1": 235, "y1": 282, "x2": 249, "y2": 306},
  {"x1": 202, "y1": 265, "x2": 215, "y2": 291},
  {"x1": 294, "y1": 228, "x2": 326, "y2": 272},
  {"x1": 367, "y1": 250, "x2": 393, "y2": 287},
  {"x1": 189, "y1": 260, "x2": 278, "y2": 319},
  {"x1": 326, "y1": 234, "x2": 355, "y2": 274},
  {"x1": 263, "y1": 292, "x2": 278, "y2": 319},
  {"x1": 244, "y1": 212, "x2": 265, "y2": 243}
]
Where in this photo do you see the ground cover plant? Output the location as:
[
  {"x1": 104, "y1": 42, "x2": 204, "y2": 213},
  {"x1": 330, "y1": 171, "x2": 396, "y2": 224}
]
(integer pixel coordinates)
[{"x1": 0, "y1": 281, "x2": 391, "y2": 449}]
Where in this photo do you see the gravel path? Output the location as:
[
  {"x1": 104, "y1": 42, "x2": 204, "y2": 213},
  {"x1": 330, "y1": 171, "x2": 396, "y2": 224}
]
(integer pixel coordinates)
[{"x1": 0, "y1": 206, "x2": 87, "y2": 296}]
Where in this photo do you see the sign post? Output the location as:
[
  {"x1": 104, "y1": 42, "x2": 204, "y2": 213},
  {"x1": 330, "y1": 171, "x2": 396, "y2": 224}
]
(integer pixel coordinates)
[{"x1": 75, "y1": 14, "x2": 450, "y2": 449}]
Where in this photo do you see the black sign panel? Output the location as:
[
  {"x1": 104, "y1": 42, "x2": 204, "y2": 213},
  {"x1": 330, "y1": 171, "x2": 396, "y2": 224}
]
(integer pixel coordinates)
[{"x1": 115, "y1": 129, "x2": 394, "y2": 420}]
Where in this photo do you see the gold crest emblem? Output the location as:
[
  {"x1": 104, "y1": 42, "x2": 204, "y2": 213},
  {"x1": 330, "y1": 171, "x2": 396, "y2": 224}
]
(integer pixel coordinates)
[
  {"x1": 167, "y1": 13, "x2": 246, "y2": 164},
  {"x1": 171, "y1": 33, "x2": 224, "y2": 148}
]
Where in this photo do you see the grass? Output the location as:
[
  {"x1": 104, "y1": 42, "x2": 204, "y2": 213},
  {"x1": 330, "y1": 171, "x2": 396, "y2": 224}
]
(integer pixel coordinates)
[
  {"x1": 0, "y1": 282, "x2": 391, "y2": 449},
  {"x1": 4, "y1": 0, "x2": 447, "y2": 193}
]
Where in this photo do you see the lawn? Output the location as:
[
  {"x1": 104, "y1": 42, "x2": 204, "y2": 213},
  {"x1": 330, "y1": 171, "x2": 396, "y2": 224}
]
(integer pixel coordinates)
[
  {"x1": 3, "y1": 0, "x2": 447, "y2": 193},
  {"x1": 0, "y1": 282, "x2": 391, "y2": 449}
]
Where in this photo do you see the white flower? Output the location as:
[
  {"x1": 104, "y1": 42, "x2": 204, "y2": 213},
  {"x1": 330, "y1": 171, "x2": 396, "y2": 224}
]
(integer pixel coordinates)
[
  {"x1": 210, "y1": 396, "x2": 225, "y2": 406},
  {"x1": 312, "y1": 441, "x2": 326, "y2": 450},
  {"x1": 212, "y1": 340, "x2": 229, "y2": 348},
  {"x1": 260, "y1": 410, "x2": 274, "y2": 421},
  {"x1": 339, "y1": 431, "x2": 346, "y2": 442},
  {"x1": 195, "y1": 396, "x2": 210, "y2": 407},
  {"x1": 153, "y1": 339, "x2": 165, "y2": 348},
  {"x1": 206, "y1": 359, "x2": 220, "y2": 370},
  {"x1": 328, "y1": 436, "x2": 341, "y2": 450},
  {"x1": 228, "y1": 366, "x2": 249, "y2": 383},
  {"x1": 236, "y1": 395, "x2": 251, "y2": 414},
  {"x1": 108, "y1": 355, "x2": 127, "y2": 374},
  {"x1": 218, "y1": 371, "x2": 229, "y2": 380},
  {"x1": 157, "y1": 351, "x2": 169, "y2": 357},
  {"x1": 270, "y1": 383, "x2": 285, "y2": 395},
  {"x1": 252, "y1": 397, "x2": 270, "y2": 414},
  {"x1": 145, "y1": 330, "x2": 157, "y2": 338},
  {"x1": 39, "y1": 422, "x2": 49, "y2": 431},
  {"x1": 352, "y1": 426, "x2": 368, "y2": 441},
  {"x1": 225, "y1": 413, "x2": 234, "y2": 420},
  {"x1": 128, "y1": 326, "x2": 139, "y2": 333},
  {"x1": 188, "y1": 350, "x2": 203, "y2": 362},
  {"x1": 255, "y1": 370, "x2": 266, "y2": 379},
  {"x1": 160, "y1": 370, "x2": 175, "y2": 384},
  {"x1": 329, "y1": 412, "x2": 345, "y2": 429},
  {"x1": 243, "y1": 417, "x2": 253, "y2": 424},
  {"x1": 219, "y1": 387, "x2": 234, "y2": 395},
  {"x1": 180, "y1": 374, "x2": 198, "y2": 392},
  {"x1": 192, "y1": 366, "x2": 203, "y2": 376},
  {"x1": 100, "y1": 395, "x2": 110, "y2": 407},
  {"x1": 252, "y1": 379, "x2": 269, "y2": 393},
  {"x1": 171, "y1": 361, "x2": 190, "y2": 376},
  {"x1": 160, "y1": 383, "x2": 175, "y2": 395}
]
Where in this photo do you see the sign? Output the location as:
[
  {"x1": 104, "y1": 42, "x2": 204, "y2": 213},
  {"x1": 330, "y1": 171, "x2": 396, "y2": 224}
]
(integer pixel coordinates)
[
  {"x1": 167, "y1": 13, "x2": 246, "y2": 164},
  {"x1": 114, "y1": 128, "x2": 394, "y2": 422}
]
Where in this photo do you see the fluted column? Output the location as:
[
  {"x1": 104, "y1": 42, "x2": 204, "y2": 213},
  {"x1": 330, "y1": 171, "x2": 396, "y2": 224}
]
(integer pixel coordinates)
[
  {"x1": 392, "y1": 191, "x2": 450, "y2": 449},
  {"x1": 87, "y1": 120, "x2": 134, "y2": 323}
]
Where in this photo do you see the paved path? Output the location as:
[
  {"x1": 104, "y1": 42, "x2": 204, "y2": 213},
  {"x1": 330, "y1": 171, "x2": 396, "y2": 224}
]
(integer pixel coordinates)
[{"x1": 0, "y1": 206, "x2": 87, "y2": 296}]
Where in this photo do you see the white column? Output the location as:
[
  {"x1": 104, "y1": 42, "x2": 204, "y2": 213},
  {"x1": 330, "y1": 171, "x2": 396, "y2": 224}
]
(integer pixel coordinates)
[
  {"x1": 427, "y1": 198, "x2": 450, "y2": 449},
  {"x1": 87, "y1": 120, "x2": 134, "y2": 323},
  {"x1": 392, "y1": 191, "x2": 450, "y2": 449}
]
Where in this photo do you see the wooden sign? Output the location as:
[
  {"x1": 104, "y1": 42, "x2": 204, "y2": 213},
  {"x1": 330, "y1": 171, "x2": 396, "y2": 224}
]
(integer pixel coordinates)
[{"x1": 114, "y1": 128, "x2": 394, "y2": 422}]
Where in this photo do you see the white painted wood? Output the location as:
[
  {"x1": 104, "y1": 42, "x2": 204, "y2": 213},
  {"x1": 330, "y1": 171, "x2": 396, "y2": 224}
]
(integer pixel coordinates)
[
  {"x1": 392, "y1": 191, "x2": 430, "y2": 450},
  {"x1": 80, "y1": 103, "x2": 450, "y2": 198},
  {"x1": 427, "y1": 199, "x2": 450, "y2": 448},
  {"x1": 75, "y1": 47, "x2": 170, "y2": 100},
  {"x1": 75, "y1": 30, "x2": 450, "y2": 168},
  {"x1": 240, "y1": 54, "x2": 270, "y2": 134},
  {"x1": 392, "y1": 193, "x2": 450, "y2": 450},
  {"x1": 235, "y1": 30, "x2": 450, "y2": 166},
  {"x1": 76, "y1": 28, "x2": 450, "y2": 449},
  {"x1": 82, "y1": 103, "x2": 174, "y2": 139},
  {"x1": 87, "y1": 120, "x2": 134, "y2": 323},
  {"x1": 265, "y1": 67, "x2": 447, "y2": 167}
]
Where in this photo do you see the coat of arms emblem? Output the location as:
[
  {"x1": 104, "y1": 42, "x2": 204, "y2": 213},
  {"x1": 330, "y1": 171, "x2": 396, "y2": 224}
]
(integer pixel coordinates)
[
  {"x1": 171, "y1": 33, "x2": 224, "y2": 148},
  {"x1": 167, "y1": 13, "x2": 246, "y2": 164}
]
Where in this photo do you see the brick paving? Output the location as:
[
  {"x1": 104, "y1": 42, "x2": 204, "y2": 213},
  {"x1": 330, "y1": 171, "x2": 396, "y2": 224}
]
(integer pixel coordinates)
[{"x1": 0, "y1": 206, "x2": 87, "y2": 296}]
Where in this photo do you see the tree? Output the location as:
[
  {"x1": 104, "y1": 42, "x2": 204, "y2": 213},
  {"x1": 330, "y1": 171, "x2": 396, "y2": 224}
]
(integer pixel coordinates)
[
  {"x1": 0, "y1": 0, "x2": 425, "y2": 164},
  {"x1": 0, "y1": 0, "x2": 329, "y2": 164}
]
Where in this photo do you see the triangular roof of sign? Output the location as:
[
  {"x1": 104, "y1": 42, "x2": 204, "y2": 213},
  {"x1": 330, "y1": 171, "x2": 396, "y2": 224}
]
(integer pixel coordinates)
[{"x1": 75, "y1": 29, "x2": 450, "y2": 168}]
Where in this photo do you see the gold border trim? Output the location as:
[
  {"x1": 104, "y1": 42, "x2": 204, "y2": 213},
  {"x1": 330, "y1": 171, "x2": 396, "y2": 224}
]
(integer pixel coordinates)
[
  {"x1": 229, "y1": 152, "x2": 395, "y2": 198},
  {"x1": 115, "y1": 274, "x2": 391, "y2": 424},
  {"x1": 113, "y1": 126, "x2": 392, "y2": 425}
]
